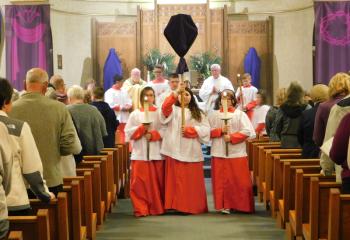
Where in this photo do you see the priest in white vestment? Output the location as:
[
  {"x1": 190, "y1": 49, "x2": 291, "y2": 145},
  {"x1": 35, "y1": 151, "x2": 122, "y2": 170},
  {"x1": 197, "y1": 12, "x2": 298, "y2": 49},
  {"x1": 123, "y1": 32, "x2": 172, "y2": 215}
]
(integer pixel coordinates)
[{"x1": 122, "y1": 68, "x2": 147, "y2": 110}]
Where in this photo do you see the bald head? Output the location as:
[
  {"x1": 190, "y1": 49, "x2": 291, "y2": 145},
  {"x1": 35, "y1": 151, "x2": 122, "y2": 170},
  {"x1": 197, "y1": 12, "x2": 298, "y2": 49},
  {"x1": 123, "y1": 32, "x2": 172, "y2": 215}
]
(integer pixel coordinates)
[{"x1": 25, "y1": 68, "x2": 49, "y2": 94}]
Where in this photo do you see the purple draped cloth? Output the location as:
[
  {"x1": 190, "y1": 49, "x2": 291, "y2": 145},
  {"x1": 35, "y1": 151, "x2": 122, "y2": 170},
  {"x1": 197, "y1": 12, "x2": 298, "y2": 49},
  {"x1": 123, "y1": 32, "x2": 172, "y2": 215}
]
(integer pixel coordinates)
[
  {"x1": 5, "y1": 5, "x2": 53, "y2": 90},
  {"x1": 314, "y1": 1, "x2": 350, "y2": 84}
]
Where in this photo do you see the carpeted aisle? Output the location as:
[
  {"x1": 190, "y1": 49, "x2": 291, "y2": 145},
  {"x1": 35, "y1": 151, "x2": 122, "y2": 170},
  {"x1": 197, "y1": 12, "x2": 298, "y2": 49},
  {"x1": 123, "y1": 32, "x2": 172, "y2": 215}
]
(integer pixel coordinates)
[{"x1": 96, "y1": 180, "x2": 285, "y2": 240}]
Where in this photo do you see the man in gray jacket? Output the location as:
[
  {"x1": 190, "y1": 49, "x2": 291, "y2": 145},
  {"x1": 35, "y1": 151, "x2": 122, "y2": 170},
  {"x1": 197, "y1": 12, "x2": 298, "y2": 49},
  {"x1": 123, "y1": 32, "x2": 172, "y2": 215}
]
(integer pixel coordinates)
[{"x1": 10, "y1": 68, "x2": 81, "y2": 196}]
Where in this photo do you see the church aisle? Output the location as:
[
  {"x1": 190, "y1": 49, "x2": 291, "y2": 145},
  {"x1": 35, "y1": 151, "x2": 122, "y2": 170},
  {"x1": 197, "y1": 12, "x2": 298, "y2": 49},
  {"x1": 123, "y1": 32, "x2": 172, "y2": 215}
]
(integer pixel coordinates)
[{"x1": 97, "y1": 180, "x2": 285, "y2": 240}]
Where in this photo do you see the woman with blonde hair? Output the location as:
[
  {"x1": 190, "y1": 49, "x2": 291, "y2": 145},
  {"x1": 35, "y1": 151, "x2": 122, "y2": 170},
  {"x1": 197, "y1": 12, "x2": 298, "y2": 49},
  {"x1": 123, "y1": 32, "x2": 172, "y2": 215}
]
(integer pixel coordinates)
[
  {"x1": 273, "y1": 81, "x2": 307, "y2": 148},
  {"x1": 313, "y1": 73, "x2": 350, "y2": 146},
  {"x1": 297, "y1": 84, "x2": 328, "y2": 158},
  {"x1": 265, "y1": 88, "x2": 286, "y2": 141}
]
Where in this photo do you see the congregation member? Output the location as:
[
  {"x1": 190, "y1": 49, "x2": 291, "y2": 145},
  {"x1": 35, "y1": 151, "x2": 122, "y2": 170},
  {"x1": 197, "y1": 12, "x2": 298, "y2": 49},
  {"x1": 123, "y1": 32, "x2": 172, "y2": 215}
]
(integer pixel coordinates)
[
  {"x1": 105, "y1": 75, "x2": 132, "y2": 144},
  {"x1": 125, "y1": 87, "x2": 165, "y2": 217},
  {"x1": 0, "y1": 122, "x2": 12, "y2": 240},
  {"x1": 160, "y1": 83, "x2": 210, "y2": 214},
  {"x1": 313, "y1": 73, "x2": 350, "y2": 146},
  {"x1": 250, "y1": 90, "x2": 270, "y2": 136},
  {"x1": 46, "y1": 75, "x2": 67, "y2": 103},
  {"x1": 91, "y1": 87, "x2": 119, "y2": 148},
  {"x1": 235, "y1": 73, "x2": 258, "y2": 119},
  {"x1": 320, "y1": 92, "x2": 350, "y2": 181},
  {"x1": 199, "y1": 64, "x2": 234, "y2": 113},
  {"x1": 122, "y1": 68, "x2": 147, "y2": 110},
  {"x1": 156, "y1": 73, "x2": 179, "y2": 107},
  {"x1": 67, "y1": 85, "x2": 107, "y2": 163},
  {"x1": 0, "y1": 78, "x2": 54, "y2": 216},
  {"x1": 208, "y1": 89, "x2": 255, "y2": 214},
  {"x1": 147, "y1": 64, "x2": 170, "y2": 98},
  {"x1": 10, "y1": 68, "x2": 81, "y2": 196},
  {"x1": 272, "y1": 81, "x2": 307, "y2": 148},
  {"x1": 265, "y1": 88, "x2": 287, "y2": 141},
  {"x1": 297, "y1": 84, "x2": 328, "y2": 158}
]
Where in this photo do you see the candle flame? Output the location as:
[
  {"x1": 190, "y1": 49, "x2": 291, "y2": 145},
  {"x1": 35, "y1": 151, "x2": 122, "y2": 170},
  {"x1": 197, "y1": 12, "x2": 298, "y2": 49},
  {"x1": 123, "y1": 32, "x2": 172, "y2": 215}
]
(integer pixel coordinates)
[
  {"x1": 223, "y1": 91, "x2": 227, "y2": 97},
  {"x1": 144, "y1": 96, "x2": 148, "y2": 101},
  {"x1": 237, "y1": 73, "x2": 241, "y2": 78}
]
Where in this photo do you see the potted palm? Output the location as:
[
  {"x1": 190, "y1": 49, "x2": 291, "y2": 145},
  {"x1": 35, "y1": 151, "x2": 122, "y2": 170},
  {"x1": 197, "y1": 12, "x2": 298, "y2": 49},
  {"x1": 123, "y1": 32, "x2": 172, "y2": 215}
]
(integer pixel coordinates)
[
  {"x1": 142, "y1": 49, "x2": 176, "y2": 80},
  {"x1": 189, "y1": 52, "x2": 222, "y2": 88}
]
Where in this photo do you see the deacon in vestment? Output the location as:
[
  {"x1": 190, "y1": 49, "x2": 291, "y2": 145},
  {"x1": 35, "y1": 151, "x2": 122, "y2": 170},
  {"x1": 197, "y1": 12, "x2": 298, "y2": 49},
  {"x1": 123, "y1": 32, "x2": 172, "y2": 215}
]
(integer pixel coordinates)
[
  {"x1": 251, "y1": 90, "x2": 270, "y2": 136},
  {"x1": 122, "y1": 68, "x2": 147, "y2": 110},
  {"x1": 147, "y1": 64, "x2": 170, "y2": 98},
  {"x1": 199, "y1": 64, "x2": 234, "y2": 114},
  {"x1": 125, "y1": 87, "x2": 165, "y2": 216},
  {"x1": 208, "y1": 89, "x2": 256, "y2": 213},
  {"x1": 105, "y1": 75, "x2": 132, "y2": 144},
  {"x1": 235, "y1": 73, "x2": 258, "y2": 119},
  {"x1": 160, "y1": 84, "x2": 209, "y2": 214}
]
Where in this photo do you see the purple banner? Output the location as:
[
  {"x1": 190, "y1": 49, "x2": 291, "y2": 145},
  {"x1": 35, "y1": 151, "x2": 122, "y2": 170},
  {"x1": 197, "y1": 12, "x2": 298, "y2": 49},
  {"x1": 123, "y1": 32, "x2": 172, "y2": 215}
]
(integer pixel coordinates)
[
  {"x1": 5, "y1": 5, "x2": 53, "y2": 90},
  {"x1": 315, "y1": 2, "x2": 350, "y2": 84}
]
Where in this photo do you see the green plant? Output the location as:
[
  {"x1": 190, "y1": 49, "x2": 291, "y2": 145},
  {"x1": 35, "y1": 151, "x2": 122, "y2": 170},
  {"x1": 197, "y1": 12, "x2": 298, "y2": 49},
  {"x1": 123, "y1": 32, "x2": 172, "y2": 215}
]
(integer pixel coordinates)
[
  {"x1": 189, "y1": 52, "x2": 222, "y2": 79},
  {"x1": 142, "y1": 49, "x2": 176, "y2": 78}
]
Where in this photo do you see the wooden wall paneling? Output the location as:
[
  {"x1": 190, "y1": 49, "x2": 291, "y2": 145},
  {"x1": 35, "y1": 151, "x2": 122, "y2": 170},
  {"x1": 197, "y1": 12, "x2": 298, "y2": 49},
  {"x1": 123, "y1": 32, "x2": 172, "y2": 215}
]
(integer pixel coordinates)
[
  {"x1": 137, "y1": 6, "x2": 142, "y2": 69},
  {"x1": 210, "y1": 9, "x2": 224, "y2": 62},
  {"x1": 227, "y1": 20, "x2": 269, "y2": 91},
  {"x1": 223, "y1": 5, "x2": 229, "y2": 77},
  {"x1": 96, "y1": 21, "x2": 137, "y2": 83},
  {"x1": 141, "y1": 10, "x2": 155, "y2": 77}
]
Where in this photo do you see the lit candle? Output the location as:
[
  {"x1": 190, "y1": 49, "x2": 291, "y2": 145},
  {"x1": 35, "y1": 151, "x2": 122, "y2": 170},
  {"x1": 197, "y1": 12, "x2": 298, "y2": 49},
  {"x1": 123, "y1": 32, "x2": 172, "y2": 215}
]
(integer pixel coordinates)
[
  {"x1": 144, "y1": 96, "x2": 149, "y2": 122},
  {"x1": 222, "y1": 91, "x2": 228, "y2": 118},
  {"x1": 237, "y1": 73, "x2": 241, "y2": 79},
  {"x1": 147, "y1": 71, "x2": 151, "y2": 83}
]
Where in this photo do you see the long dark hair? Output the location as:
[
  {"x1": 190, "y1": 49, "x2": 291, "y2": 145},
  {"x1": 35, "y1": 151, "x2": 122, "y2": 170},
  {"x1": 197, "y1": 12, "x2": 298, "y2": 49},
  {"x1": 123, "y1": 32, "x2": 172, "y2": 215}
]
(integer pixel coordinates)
[
  {"x1": 214, "y1": 89, "x2": 237, "y2": 110},
  {"x1": 175, "y1": 87, "x2": 202, "y2": 122},
  {"x1": 140, "y1": 86, "x2": 156, "y2": 106}
]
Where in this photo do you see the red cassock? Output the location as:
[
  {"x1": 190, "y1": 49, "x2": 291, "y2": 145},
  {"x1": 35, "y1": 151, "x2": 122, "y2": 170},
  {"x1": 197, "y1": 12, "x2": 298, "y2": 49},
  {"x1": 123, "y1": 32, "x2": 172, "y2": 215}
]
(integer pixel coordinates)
[
  {"x1": 211, "y1": 156, "x2": 254, "y2": 213},
  {"x1": 130, "y1": 160, "x2": 165, "y2": 217},
  {"x1": 164, "y1": 156, "x2": 208, "y2": 214}
]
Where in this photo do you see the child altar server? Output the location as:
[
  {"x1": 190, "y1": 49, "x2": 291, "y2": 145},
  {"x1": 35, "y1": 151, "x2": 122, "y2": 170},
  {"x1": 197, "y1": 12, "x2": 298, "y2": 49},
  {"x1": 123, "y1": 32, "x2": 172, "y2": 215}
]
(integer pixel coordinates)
[
  {"x1": 208, "y1": 89, "x2": 256, "y2": 214},
  {"x1": 160, "y1": 83, "x2": 210, "y2": 214},
  {"x1": 235, "y1": 73, "x2": 258, "y2": 119},
  {"x1": 251, "y1": 90, "x2": 270, "y2": 136},
  {"x1": 125, "y1": 86, "x2": 165, "y2": 217}
]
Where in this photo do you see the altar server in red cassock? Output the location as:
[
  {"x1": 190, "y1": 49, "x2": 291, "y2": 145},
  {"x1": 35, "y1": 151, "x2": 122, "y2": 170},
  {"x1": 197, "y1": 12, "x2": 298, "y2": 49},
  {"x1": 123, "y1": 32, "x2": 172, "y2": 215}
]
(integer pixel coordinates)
[
  {"x1": 160, "y1": 83, "x2": 210, "y2": 214},
  {"x1": 235, "y1": 73, "x2": 258, "y2": 120},
  {"x1": 209, "y1": 89, "x2": 256, "y2": 214},
  {"x1": 125, "y1": 86, "x2": 165, "y2": 217},
  {"x1": 251, "y1": 90, "x2": 270, "y2": 136}
]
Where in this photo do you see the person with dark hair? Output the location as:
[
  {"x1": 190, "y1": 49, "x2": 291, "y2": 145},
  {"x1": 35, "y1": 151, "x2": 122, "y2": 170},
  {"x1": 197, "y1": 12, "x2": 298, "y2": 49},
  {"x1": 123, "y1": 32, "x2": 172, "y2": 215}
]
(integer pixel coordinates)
[
  {"x1": 209, "y1": 89, "x2": 256, "y2": 214},
  {"x1": 105, "y1": 74, "x2": 132, "y2": 144},
  {"x1": 160, "y1": 83, "x2": 210, "y2": 214},
  {"x1": 147, "y1": 64, "x2": 170, "y2": 98},
  {"x1": 156, "y1": 73, "x2": 180, "y2": 107},
  {"x1": 125, "y1": 86, "x2": 165, "y2": 217},
  {"x1": 0, "y1": 78, "x2": 54, "y2": 216},
  {"x1": 9, "y1": 68, "x2": 81, "y2": 196},
  {"x1": 273, "y1": 81, "x2": 307, "y2": 148},
  {"x1": 251, "y1": 90, "x2": 270, "y2": 136},
  {"x1": 91, "y1": 87, "x2": 119, "y2": 148}
]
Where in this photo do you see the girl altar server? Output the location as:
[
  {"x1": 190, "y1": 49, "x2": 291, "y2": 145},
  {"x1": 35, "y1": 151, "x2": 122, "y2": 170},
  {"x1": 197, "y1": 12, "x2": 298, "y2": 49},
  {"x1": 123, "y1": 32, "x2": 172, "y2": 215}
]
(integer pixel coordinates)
[
  {"x1": 160, "y1": 83, "x2": 210, "y2": 214},
  {"x1": 125, "y1": 86, "x2": 165, "y2": 217},
  {"x1": 251, "y1": 90, "x2": 270, "y2": 136},
  {"x1": 208, "y1": 89, "x2": 256, "y2": 214}
]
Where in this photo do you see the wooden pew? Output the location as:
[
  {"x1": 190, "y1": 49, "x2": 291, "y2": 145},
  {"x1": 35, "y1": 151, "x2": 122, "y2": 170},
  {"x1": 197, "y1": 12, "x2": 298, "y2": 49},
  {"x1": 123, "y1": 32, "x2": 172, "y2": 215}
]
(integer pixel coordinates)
[
  {"x1": 9, "y1": 209, "x2": 50, "y2": 240},
  {"x1": 64, "y1": 172, "x2": 96, "y2": 240},
  {"x1": 257, "y1": 144, "x2": 282, "y2": 200},
  {"x1": 102, "y1": 147, "x2": 121, "y2": 194},
  {"x1": 83, "y1": 156, "x2": 111, "y2": 212},
  {"x1": 246, "y1": 138, "x2": 269, "y2": 171},
  {"x1": 277, "y1": 164, "x2": 321, "y2": 228},
  {"x1": 117, "y1": 143, "x2": 130, "y2": 198},
  {"x1": 76, "y1": 166, "x2": 103, "y2": 229},
  {"x1": 262, "y1": 150, "x2": 302, "y2": 208},
  {"x1": 302, "y1": 177, "x2": 341, "y2": 240},
  {"x1": 30, "y1": 192, "x2": 69, "y2": 240},
  {"x1": 271, "y1": 158, "x2": 319, "y2": 219},
  {"x1": 62, "y1": 181, "x2": 87, "y2": 240},
  {"x1": 328, "y1": 188, "x2": 350, "y2": 240},
  {"x1": 100, "y1": 149, "x2": 117, "y2": 204},
  {"x1": 8, "y1": 231, "x2": 23, "y2": 240},
  {"x1": 287, "y1": 170, "x2": 335, "y2": 240}
]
